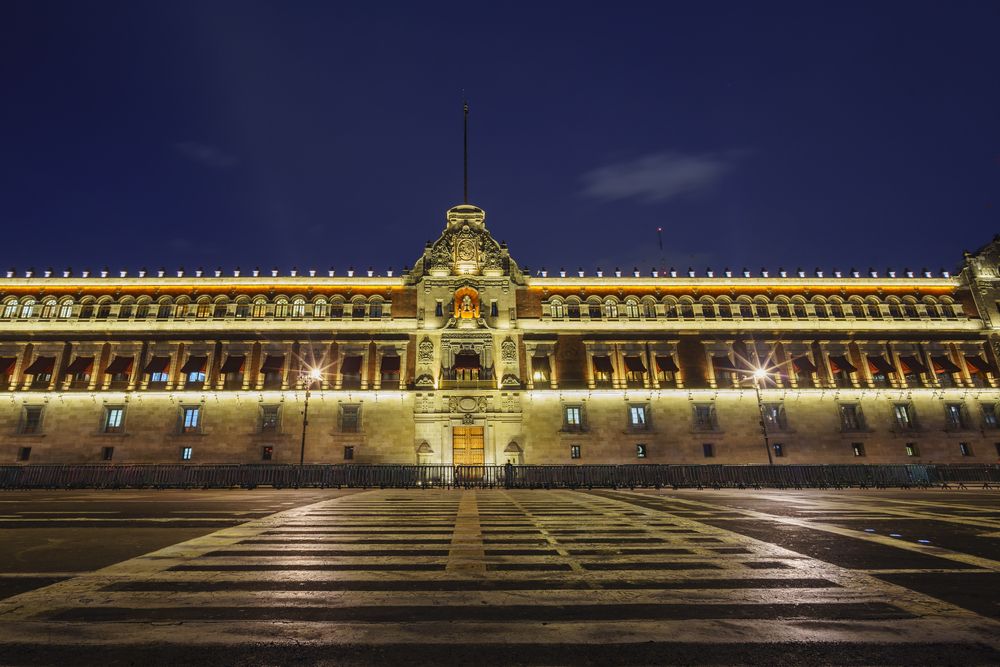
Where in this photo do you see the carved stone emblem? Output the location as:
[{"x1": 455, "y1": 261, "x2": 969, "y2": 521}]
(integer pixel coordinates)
[
  {"x1": 500, "y1": 338, "x2": 516, "y2": 363},
  {"x1": 417, "y1": 337, "x2": 434, "y2": 363}
]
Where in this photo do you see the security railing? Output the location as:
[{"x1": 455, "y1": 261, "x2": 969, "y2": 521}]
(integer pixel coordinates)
[{"x1": 0, "y1": 463, "x2": 997, "y2": 490}]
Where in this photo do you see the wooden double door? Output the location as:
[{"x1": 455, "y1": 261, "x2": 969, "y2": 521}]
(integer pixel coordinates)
[{"x1": 452, "y1": 426, "x2": 485, "y2": 466}]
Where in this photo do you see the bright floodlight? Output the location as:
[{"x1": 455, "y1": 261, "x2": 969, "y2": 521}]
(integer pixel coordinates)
[
  {"x1": 307, "y1": 368, "x2": 322, "y2": 381},
  {"x1": 752, "y1": 367, "x2": 767, "y2": 380}
]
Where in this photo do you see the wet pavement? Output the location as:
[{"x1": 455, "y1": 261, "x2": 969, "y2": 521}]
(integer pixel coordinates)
[{"x1": 0, "y1": 487, "x2": 997, "y2": 665}]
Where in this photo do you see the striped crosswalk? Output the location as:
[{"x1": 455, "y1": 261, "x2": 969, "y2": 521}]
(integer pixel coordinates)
[{"x1": 0, "y1": 489, "x2": 998, "y2": 663}]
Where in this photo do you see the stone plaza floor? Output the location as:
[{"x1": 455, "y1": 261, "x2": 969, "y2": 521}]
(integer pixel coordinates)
[{"x1": 0, "y1": 487, "x2": 998, "y2": 665}]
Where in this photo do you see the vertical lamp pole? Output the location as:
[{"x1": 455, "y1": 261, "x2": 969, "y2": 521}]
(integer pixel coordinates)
[
  {"x1": 300, "y1": 368, "x2": 322, "y2": 467},
  {"x1": 752, "y1": 368, "x2": 775, "y2": 466}
]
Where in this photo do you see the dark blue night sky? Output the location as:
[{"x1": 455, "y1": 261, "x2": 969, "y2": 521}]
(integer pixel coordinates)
[{"x1": 2, "y1": 1, "x2": 998, "y2": 276}]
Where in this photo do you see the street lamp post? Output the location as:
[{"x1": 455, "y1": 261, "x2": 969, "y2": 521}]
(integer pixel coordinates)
[
  {"x1": 299, "y1": 368, "x2": 322, "y2": 467},
  {"x1": 752, "y1": 368, "x2": 775, "y2": 466}
]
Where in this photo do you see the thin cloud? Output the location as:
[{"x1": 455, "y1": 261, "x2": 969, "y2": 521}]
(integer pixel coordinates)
[
  {"x1": 581, "y1": 151, "x2": 737, "y2": 203},
  {"x1": 174, "y1": 141, "x2": 238, "y2": 168}
]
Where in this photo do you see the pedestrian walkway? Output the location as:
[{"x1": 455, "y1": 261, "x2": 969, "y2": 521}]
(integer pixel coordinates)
[{"x1": 1, "y1": 489, "x2": 998, "y2": 665}]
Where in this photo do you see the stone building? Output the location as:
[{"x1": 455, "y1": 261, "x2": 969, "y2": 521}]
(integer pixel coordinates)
[{"x1": 2, "y1": 203, "x2": 999, "y2": 466}]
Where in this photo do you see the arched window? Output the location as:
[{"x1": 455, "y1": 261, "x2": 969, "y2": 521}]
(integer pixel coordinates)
[
  {"x1": 625, "y1": 300, "x2": 640, "y2": 319},
  {"x1": 1, "y1": 300, "x2": 16, "y2": 319},
  {"x1": 235, "y1": 299, "x2": 250, "y2": 318},
  {"x1": 867, "y1": 302, "x2": 882, "y2": 319},
  {"x1": 158, "y1": 303, "x2": 172, "y2": 319},
  {"x1": 274, "y1": 298, "x2": 289, "y2": 318},
  {"x1": 755, "y1": 301, "x2": 770, "y2": 319},
  {"x1": 135, "y1": 301, "x2": 149, "y2": 319},
  {"x1": 830, "y1": 302, "x2": 844, "y2": 319},
  {"x1": 196, "y1": 301, "x2": 212, "y2": 318},
  {"x1": 567, "y1": 299, "x2": 580, "y2": 320},
  {"x1": 588, "y1": 300, "x2": 602, "y2": 319},
  {"x1": 119, "y1": 301, "x2": 134, "y2": 319},
  {"x1": 40, "y1": 299, "x2": 57, "y2": 319},
  {"x1": 58, "y1": 300, "x2": 73, "y2": 319},
  {"x1": 643, "y1": 300, "x2": 657, "y2": 319},
  {"x1": 369, "y1": 299, "x2": 383, "y2": 319},
  {"x1": 352, "y1": 299, "x2": 366, "y2": 319},
  {"x1": 313, "y1": 299, "x2": 328, "y2": 318},
  {"x1": 20, "y1": 299, "x2": 36, "y2": 319},
  {"x1": 251, "y1": 299, "x2": 267, "y2": 318},
  {"x1": 775, "y1": 301, "x2": 790, "y2": 318},
  {"x1": 290, "y1": 298, "x2": 306, "y2": 317},
  {"x1": 330, "y1": 299, "x2": 344, "y2": 318},
  {"x1": 550, "y1": 300, "x2": 565, "y2": 319},
  {"x1": 701, "y1": 301, "x2": 716, "y2": 319},
  {"x1": 95, "y1": 301, "x2": 111, "y2": 320},
  {"x1": 814, "y1": 303, "x2": 828, "y2": 318},
  {"x1": 602, "y1": 300, "x2": 618, "y2": 319}
]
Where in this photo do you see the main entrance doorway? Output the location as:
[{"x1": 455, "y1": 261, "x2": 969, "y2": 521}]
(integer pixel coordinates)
[{"x1": 452, "y1": 426, "x2": 485, "y2": 466}]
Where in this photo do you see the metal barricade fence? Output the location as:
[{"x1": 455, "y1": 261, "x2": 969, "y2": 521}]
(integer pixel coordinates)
[{"x1": 0, "y1": 463, "x2": 997, "y2": 490}]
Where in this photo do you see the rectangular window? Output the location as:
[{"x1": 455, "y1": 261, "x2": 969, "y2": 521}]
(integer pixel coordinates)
[
  {"x1": 434, "y1": 301, "x2": 443, "y2": 317},
  {"x1": 570, "y1": 445, "x2": 581, "y2": 459},
  {"x1": 101, "y1": 446, "x2": 114, "y2": 461},
  {"x1": 893, "y1": 403, "x2": 915, "y2": 430},
  {"x1": 959, "y1": 442, "x2": 973, "y2": 457},
  {"x1": 702, "y1": 443, "x2": 715, "y2": 458},
  {"x1": 490, "y1": 300, "x2": 498, "y2": 317},
  {"x1": 944, "y1": 403, "x2": 968, "y2": 430},
  {"x1": 182, "y1": 406, "x2": 201, "y2": 433},
  {"x1": 762, "y1": 404, "x2": 787, "y2": 430},
  {"x1": 180, "y1": 446, "x2": 193, "y2": 461},
  {"x1": 636, "y1": 443, "x2": 647, "y2": 458},
  {"x1": 564, "y1": 405, "x2": 583, "y2": 430},
  {"x1": 693, "y1": 404, "x2": 715, "y2": 430},
  {"x1": 17, "y1": 446, "x2": 31, "y2": 462},
  {"x1": 852, "y1": 442, "x2": 866, "y2": 457},
  {"x1": 261, "y1": 405, "x2": 280, "y2": 433},
  {"x1": 341, "y1": 405, "x2": 360, "y2": 433},
  {"x1": 995, "y1": 443, "x2": 1000, "y2": 457},
  {"x1": 187, "y1": 371, "x2": 206, "y2": 384},
  {"x1": 103, "y1": 407, "x2": 124, "y2": 433},
  {"x1": 772, "y1": 443, "x2": 784, "y2": 458},
  {"x1": 628, "y1": 405, "x2": 648, "y2": 428},
  {"x1": 149, "y1": 371, "x2": 169, "y2": 383},
  {"x1": 982, "y1": 404, "x2": 998, "y2": 429},
  {"x1": 344, "y1": 445, "x2": 355, "y2": 461},
  {"x1": 905, "y1": 443, "x2": 919, "y2": 457},
  {"x1": 261, "y1": 446, "x2": 273, "y2": 461},
  {"x1": 21, "y1": 406, "x2": 43, "y2": 434},
  {"x1": 839, "y1": 404, "x2": 864, "y2": 431}
]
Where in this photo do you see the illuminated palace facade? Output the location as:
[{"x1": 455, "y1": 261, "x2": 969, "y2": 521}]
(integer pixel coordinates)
[{"x1": 2, "y1": 204, "x2": 1000, "y2": 466}]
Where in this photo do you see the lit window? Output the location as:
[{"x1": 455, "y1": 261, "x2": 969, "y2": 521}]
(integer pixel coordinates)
[
  {"x1": 261, "y1": 405, "x2": 280, "y2": 433},
  {"x1": 893, "y1": 403, "x2": 916, "y2": 430},
  {"x1": 313, "y1": 300, "x2": 328, "y2": 318},
  {"x1": 369, "y1": 301, "x2": 383, "y2": 318},
  {"x1": 40, "y1": 300, "x2": 57, "y2": 318},
  {"x1": 772, "y1": 443, "x2": 784, "y2": 458},
  {"x1": 291, "y1": 298, "x2": 306, "y2": 317},
  {"x1": 852, "y1": 442, "x2": 866, "y2": 457},
  {"x1": 762, "y1": 404, "x2": 787, "y2": 430},
  {"x1": 983, "y1": 404, "x2": 999, "y2": 429},
  {"x1": 187, "y1": 371, "x2": 206, "y2": 384},
  {"x1": 905, "y1": 443, "x2": 919, "y2": 457},
  {"x1": 839, "y1": 404, "x2": 864, "y2": 431},
  {"x1": 2, "y1": 301, "x2": 17, "y2": 319},
  {"x1": 251, "y1": 300, "x2": 266, "y2": 318},
  {"x1": 149, "y1": 372, "x2": 169, "y2": 383},
  {"x1": 570, "y1": 445, "x2": 581, "y2": 459},
  {"x1": 636, "y1": 443, "x2": 647, "y2": 458},
  {"x1": 182, "y1": 406, "x2": 201, "y2": 433},
  {"x1": 103, "y1": 407, "x2": 124, "y2": 433},
  {"x1": 20, "y1": 299, "x2": 35, "y2": 318},
  {"x1": 602, "y1": 301, "x2": 618, "y2": 318},
  {"x1": 58, "y1": 301, "x2": 73, "y2": 319},
  {"x1": 944, "y1": 403, "x2": 968, "y2": 430},
  {"x1": 180, "y1": 447, "x2": 193, "y2": 461},
  {"x1": 196, "y1": 302, "x2": 211, "y2": 318},
  {"x1": 550, "y1": 301, "x2": 565, "y2": 319},
  {"x1": 625, "y1": 301, "x2": 640, "y2": 319},
  {"x1": 564, "y1": 406, "x2": 583, "y2": 430},
  {"x1": 958, "y1": 442, "x2": 973, "y2": 457},
  {"x1": 235, "y1": 302, "x2": 250, "y2": 318},
  {"x1": 274, "y1": 300, "x2": 289, "y2": 318},
  {"x1": 628, "y1": 405, "x2": 648, "y2": 428}
]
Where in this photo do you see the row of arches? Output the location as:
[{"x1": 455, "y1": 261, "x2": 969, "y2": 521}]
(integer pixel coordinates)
[
  {"x1": 545, "y1": 294, "x2": 962, "y2": 321},
  {"x1": 0, "y1": 294, "x2": 390, "y2": 321}
]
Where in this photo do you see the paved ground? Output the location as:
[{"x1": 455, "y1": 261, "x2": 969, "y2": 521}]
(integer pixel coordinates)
[{"x1": 0, "y1": 488, "x2": 998, "y2": 665}]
